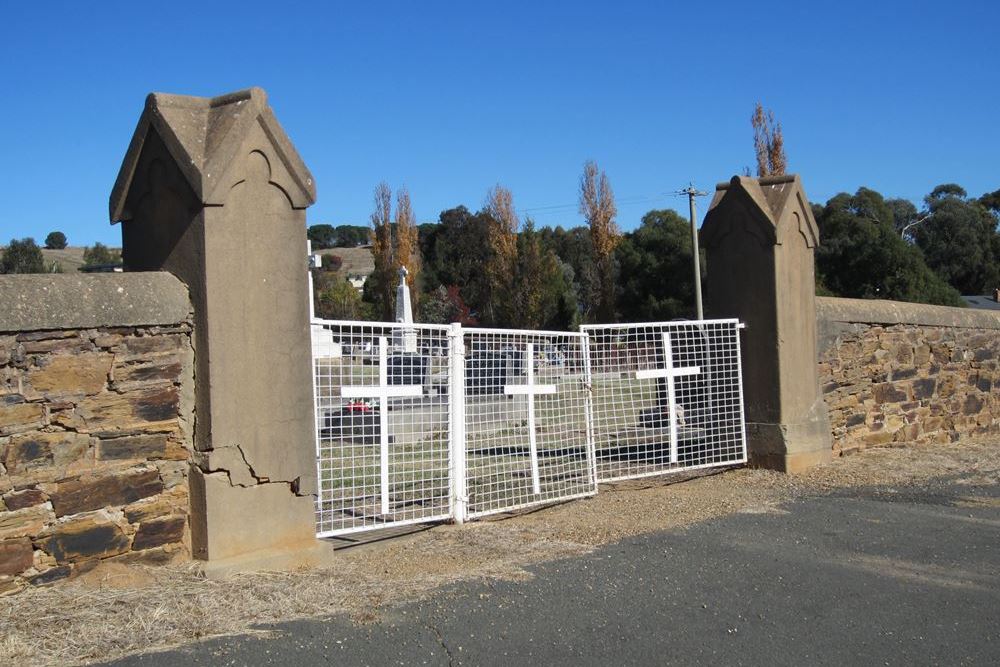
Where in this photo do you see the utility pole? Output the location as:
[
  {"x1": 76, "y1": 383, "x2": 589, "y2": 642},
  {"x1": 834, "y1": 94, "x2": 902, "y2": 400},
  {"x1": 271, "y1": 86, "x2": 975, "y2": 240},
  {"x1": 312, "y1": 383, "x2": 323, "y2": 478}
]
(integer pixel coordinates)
[{"x1": 678, "y1": 184, "x2": 708, "y2": 320}]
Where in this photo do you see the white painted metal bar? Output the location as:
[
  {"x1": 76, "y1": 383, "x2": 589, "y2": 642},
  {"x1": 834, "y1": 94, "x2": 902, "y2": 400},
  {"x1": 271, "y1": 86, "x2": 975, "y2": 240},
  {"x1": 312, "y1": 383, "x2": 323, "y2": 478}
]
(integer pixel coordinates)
[
  {"x1": 502, "y1": 342, "x2": 557, "y2": 495},
  {"x1": 633, "y1": 331, "x2": 701, "y2": 464},
  {"x1": 449, "y1": 322, "x2": 468, "y2": 523}
]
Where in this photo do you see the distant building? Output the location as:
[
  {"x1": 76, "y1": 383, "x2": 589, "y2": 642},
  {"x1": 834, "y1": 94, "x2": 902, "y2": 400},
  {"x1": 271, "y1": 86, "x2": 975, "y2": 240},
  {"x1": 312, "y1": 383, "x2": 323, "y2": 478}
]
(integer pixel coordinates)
[{"x1": 961, "y1": 290, "x2": 1000, "y2": 311}]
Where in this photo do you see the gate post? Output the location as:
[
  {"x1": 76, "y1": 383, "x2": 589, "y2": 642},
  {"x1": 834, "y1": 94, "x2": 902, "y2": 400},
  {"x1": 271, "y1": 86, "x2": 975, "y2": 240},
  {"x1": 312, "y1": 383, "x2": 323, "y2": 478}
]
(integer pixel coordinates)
[
  {"x1": 448, "y1": 323, "x2": 468, "y2": 523},
  {"x1": 700, "y1": 175, "x2": 832, "y2": 473},
  {"x1": 109, "y1": 88, "x2": 326, "y2": 573}
]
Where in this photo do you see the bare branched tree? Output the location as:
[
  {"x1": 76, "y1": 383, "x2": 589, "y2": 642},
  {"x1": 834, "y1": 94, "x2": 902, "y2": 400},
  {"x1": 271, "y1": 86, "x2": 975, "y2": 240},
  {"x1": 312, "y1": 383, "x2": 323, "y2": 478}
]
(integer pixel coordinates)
[
  {"x1": 394, "y1": 186, "x2": 421, "y2": 314},
  {"x1": 483, "y1": 184, "x2": 520, "y2": 325},
  {"x1": 579, "y1": 160, "x2": 620, "y2": 322},
  {"x1": 752, "y1": 102, "x2": 787, "y2": 177},
  {"x1": 369, "y1": 181, "x2": 395, "y2": 320}
]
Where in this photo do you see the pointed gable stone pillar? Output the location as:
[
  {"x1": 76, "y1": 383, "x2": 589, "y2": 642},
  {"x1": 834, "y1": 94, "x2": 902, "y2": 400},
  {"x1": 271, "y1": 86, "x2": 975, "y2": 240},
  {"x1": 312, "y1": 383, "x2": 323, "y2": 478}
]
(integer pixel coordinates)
[
  {"x1": 110, "y1": 88, "x2": 325, "y2": 573},
  {"x1": 700, "y1": 175, "x2": 832, "y2": 473}
]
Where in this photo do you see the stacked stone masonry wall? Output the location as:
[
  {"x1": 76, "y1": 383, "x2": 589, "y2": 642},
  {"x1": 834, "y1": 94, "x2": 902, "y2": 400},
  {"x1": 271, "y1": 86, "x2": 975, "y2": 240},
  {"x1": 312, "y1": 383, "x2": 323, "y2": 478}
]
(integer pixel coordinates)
[
  {"x1": 0, "y1": 322, "x2": 193, "y2": 594},
  {"x1": 817, "y1": 297, "x2": 1000, "y2": 455}
]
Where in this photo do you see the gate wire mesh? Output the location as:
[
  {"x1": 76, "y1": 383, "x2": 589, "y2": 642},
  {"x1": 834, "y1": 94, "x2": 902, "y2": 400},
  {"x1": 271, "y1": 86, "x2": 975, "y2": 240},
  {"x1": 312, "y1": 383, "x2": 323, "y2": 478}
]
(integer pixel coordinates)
[
  {"x1": 313, "y1": 320, "x2": 453, "y2": 536},
  {"x1": 463, "y1": 328, "x2": 597, "y2": 518},
  {"x1": 581, "y1": 319, "x2": 747, "y2": 482}
]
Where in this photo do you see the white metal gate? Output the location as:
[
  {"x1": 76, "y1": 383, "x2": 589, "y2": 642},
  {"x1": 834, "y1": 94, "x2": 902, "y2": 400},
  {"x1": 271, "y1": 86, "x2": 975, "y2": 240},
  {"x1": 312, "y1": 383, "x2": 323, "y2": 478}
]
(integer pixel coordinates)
[
  {"x1": 581, "y1": 320, "x2": 747, "y2": 482},
  {"x1": 313, "y1": 320, "x2": 454, "y2": 537},
  {"x1": 313, "y1": 318, "x2": 746, "y2": 536},
  {"x1": 461, "y1": 328, "x2": 597, "y2": 519}
]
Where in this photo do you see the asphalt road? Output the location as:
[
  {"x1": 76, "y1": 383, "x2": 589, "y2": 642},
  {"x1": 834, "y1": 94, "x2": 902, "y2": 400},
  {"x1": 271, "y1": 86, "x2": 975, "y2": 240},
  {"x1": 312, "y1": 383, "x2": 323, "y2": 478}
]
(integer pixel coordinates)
[{"x1": 107, "y1": 480, "x2": 1000, "y2": 666}]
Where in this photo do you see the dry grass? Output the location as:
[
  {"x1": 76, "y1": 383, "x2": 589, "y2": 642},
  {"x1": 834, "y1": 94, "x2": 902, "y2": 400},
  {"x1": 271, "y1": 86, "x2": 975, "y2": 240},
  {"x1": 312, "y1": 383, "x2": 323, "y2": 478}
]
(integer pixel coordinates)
[{"x1": 2, "y1": 439, "x2": 998, "y2": 666}]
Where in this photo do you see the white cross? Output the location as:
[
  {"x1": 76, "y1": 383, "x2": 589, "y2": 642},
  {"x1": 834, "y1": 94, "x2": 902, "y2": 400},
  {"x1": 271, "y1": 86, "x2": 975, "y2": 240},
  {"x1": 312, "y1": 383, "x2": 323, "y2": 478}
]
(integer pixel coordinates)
[
  {"x1": 504, "y1": 342, "x2": 557, "y2": 495},
  {"x1": 340, "y1": 336, "x2": 423, "y2": 516},
  {"x1": 635, "y1": 331, "x2": 701, "y2": 464}
]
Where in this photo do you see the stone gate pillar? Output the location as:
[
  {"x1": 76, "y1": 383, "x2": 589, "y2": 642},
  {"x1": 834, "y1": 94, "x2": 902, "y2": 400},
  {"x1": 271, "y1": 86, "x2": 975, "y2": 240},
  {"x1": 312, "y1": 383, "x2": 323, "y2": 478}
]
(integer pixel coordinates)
[
  {"x1": 700, "y1": 175, "x2": 832, "y2": 472},
  {"x1": 109, "y1": 88, "x2": 324, "y2": 573}
]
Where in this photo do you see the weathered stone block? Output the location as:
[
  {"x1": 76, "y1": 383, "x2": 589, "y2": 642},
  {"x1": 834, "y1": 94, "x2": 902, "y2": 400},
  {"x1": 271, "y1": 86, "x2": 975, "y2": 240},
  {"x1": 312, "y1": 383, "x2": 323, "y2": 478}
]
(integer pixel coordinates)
[
  {"x1": 0, "y1": 503, "x2": 54, "y2": 540},
  {"x1": 119, "y1": 335, "x2": 186, "y2": 359},
  {"x1": 912, "y1": 378, "x2": 936, "y2": 400},
  {"x1": 56, "y1": 386, "x2": 178, "y2": 435},
  {"x1": 0, "y1": 537, "x2": 34, "y2": 575},
  {"x1": 872, "y1": 383, "x2": 908, "y2": 404},
  {"x1": 112, "y1": 359, "x2": 181, "y2": 388},
  {"x1": 27, "y1": 565, "x2": 72, "y2": 586},
  {"x1": 0, "y1": 402, "x2": 46, "y2": 436},
  {"x1": 963, "y1": 394, "x2": 985, "y2": 415},
  {"x1": 2, "y1": 488, "x2": 47, "y2": 510},
  {"x1": 132, "y1": 515, "x2": 186, "y2": 551},
  {"x1": 97, "y1": 434, "x2": 168, "y2": 461},
  {"x1": 49, "y1": 468, "x2": 163, "y2": 517},
  {"x1": 123, "y1": 486, "x2": 187, "y2": 524},
  {"x1": 2, "y1": 431, "x2": 91, "y2": 474},
  {"x1": 26, "y1": 353, "x2": 111, "y2": 397},
  {"x1": 38, "y1": 512, "x2": 130, "y2": 563}
]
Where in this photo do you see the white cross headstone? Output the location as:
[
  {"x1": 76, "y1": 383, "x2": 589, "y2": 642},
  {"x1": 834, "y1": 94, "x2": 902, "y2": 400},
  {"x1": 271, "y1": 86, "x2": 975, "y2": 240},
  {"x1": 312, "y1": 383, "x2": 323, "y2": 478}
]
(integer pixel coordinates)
[
  {"x1": 635, "y1": 331, "x2": 701, "y2": 464},
  {"x1": 341, "y1": 336, "x2": 422, "y2": 516},
  {"x1": 504, "y1": 342, "x2": 557, "y2": 495}
]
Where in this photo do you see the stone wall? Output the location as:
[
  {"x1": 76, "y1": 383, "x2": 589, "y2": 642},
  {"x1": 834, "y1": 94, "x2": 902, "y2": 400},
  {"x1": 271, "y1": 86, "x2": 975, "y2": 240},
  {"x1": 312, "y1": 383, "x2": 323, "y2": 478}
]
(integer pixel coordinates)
[
  {"x1": 817, "y1": 297, "x2": 1000, "y2": 455},
  {"x1": 0, "y1": 273, "x2": 193, "y2": 593}
]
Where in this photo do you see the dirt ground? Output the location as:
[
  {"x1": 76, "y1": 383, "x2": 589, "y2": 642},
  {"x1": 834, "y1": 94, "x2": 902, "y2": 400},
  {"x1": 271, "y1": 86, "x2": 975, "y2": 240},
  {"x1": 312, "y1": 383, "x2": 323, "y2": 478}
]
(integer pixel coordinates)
[{"x1": 2, "y1": 439, "x2": 999, "y2": 666}]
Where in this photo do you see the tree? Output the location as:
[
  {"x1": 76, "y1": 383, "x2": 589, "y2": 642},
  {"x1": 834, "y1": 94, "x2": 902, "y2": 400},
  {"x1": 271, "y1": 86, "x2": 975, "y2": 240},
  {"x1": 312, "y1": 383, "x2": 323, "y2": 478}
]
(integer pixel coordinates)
[
  {"x1": 421, "y1": 285, "x2": 477, "y2": 326},
  {"x1": 334, "y1": 225, "x2": 370, "y2": 247},
  {"x1": 394, "y1": 187, "x2": 421, "y2": 314},
  {"x1": 510, "y1": 221, "x2": 574, "y2": 329},
  {"x1": 540, "y1": 225, "x2": 598, "y2": 321},
  {"x1": 815, "y1": 188, "x2": 964, "y2": 306},
  {"x1": 367, "y1": 182, "x2": 395, "y2": 320},
  {"x1": 44, "y1": 231, "x2": 67, "y2": 250},
  {"x1": 579, "y1": 160, "x2": 620, "y2": 322},
  {"x1": 307, "y1": 224, "x2": 337, "y2": 249},
  {"x1": 751, "y1": 102, "x2": 787, "y2": 177},
  {"x1": 425, "y1": 206, "x2": 492, "y2": 319},
  {"x1": 484, "y1": 185, "x2": 520, "y2": 325},
  {"x1": 914, "y1": 184, "x2": 1000, "y2": 295},
  {"x1": 0, "y1": 238, "x2": 45, "y2": 274},
  {"x1": 82, "y1": 242, "x2": 121, "y2": 267},
  {"x1": 316, "y1": 276, "x2": 368, "y2": 320},
  {"x1": 616, "y1": 210, "x2": 698, "y2": 321}
]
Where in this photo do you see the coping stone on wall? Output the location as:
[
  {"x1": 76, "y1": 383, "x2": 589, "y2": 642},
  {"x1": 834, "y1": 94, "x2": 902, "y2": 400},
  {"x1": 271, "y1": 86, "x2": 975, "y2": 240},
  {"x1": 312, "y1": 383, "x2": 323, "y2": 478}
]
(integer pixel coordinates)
[
  {"x1": 816, "y1": 296, "x2": 1000, "y2": 352},
  {"x1": 0, "y1": 272, "x2": 190, "y2": 332}
]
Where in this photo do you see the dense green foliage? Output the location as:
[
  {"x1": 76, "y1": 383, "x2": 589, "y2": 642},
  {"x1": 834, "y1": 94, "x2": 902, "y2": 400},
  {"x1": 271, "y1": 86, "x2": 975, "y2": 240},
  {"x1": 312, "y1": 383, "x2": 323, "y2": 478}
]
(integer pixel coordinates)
[
  {"x1": 1, "y1": 238, "x2": 45, "y2": 274},
  {"x1": 913, "y1": 185, "x2": 1000, "y2": 295},
  {"x1": 44, "y1": 231, "x2": 67, "y2": 249},
  {"x1": 815, "y1": 188, "x2": 964, "y2": 306},
  {"x1": 315, "y1": 181, "x2": 998, "y2": 328},
  {"x1": 82, "y1": 242, "x2": 121, "y2": 267},
  {"x1": 308, "y1": 224, "x2": 370, "y2": 249}
]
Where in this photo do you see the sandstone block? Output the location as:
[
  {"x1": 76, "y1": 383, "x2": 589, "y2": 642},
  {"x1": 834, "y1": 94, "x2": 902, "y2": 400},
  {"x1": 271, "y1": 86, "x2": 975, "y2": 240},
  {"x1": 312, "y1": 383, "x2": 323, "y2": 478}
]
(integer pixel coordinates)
[
  {"x1": 0, "y1": 402, "x2": 46, "y2": 436},
  {"x1": 2, "y1": 488, "x2": 48, "y2": 510},
  {"x1": 0, "y1": 537, "x2": 34, "y2": 575},
  {"x1": 0, "y1": 503, "x2": 54, "y2": 540},
  {"x1": 26, "y1": 353, "x2": 112, "y2": 397},
  {"x1": 97, "y1": 434, "x2": 168, "y2": 461},
  {"x1": 124, "y1": 486, "x2": 188, "y2": 524},
  {"x1": 132, "y1": 515, "x2": 186, "y2": 551},
  {"x1": 27, "y1": 565, "x2": 72, "y2": 585},
  {"x1": 55, "y1": 386, "x2": 178, "y2": 435},
  {"x1": 112, "y1": 359, "x2": 182, "y2": 389},
  {"x1": 872, "y1": 383, "x2": 908, "y2": 404},
  {"x1": 2, "y1": 431, "x2": 92, "y2": 474},
  {"x1": 38, "y1": 512, "x2": 130, "y2": 563},
  {"x1": 49, "y1": 468, "x2": 163, "y2": 517},
  {"x1": 119, "y1": 335, "x2": 186, "y2": 360}
]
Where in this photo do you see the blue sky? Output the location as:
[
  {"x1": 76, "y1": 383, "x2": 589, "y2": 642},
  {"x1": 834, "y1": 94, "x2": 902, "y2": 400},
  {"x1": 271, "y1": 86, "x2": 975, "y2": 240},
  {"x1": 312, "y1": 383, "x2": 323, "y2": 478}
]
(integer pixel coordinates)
[{"x1": 1, "y1": 1, "x2": 997, "y2": 246}]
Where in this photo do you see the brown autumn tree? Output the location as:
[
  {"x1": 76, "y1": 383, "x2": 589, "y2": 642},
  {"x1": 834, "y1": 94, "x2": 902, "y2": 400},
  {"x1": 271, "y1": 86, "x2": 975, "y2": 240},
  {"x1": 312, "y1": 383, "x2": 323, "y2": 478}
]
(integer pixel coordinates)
[
  {"x1": 484, "y1": 184, "x2": 520, "y2": 325},
  {"x1": 394, "y1": 186, "x2": 421, "y2": 315},
  {"x1": 752, "y1": 102, "x2": 787, "y2": 177},
  {"x1": 579, "y1": 160, "x2": 620, "y2": 322},
  {"x1": 369, "y1": 181, "x2": 395, "y2": 320}
]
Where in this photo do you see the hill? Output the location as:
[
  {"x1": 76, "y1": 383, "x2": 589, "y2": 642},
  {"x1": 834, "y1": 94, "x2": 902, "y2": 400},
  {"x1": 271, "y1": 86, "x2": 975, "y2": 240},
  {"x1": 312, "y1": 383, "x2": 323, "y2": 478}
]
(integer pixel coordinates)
[{"x1": 318, "y1": 246, "x2": 374, "y2": 277}]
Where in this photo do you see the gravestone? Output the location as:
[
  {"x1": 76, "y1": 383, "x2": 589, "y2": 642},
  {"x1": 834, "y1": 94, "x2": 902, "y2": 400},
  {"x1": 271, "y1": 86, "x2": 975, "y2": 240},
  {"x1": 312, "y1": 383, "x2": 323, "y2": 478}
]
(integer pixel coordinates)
[
  {"x1": 387, "y1": 266, "x2": 428, "y2": 387},
  {"x1": 109, "y1": 87, "x2": 325, "y2": 573},
  {"x1": 700, "y1": 174, "x2": 832, "y2": 472}
]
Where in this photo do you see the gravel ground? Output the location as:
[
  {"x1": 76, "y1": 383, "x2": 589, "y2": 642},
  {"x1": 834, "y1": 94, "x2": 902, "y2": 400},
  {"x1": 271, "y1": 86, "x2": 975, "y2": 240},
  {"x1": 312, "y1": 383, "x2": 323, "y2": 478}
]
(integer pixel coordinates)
[{"x1": 2, "y1": 439, "x2": 998, "y2": 666}]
